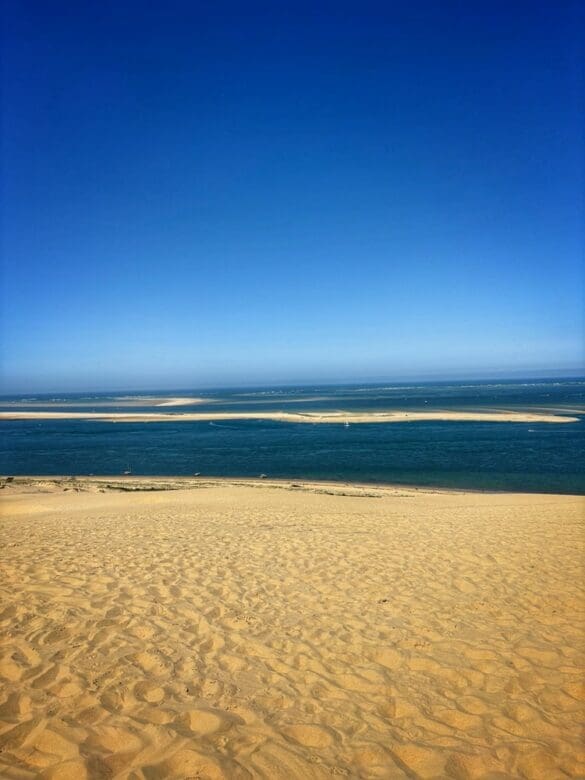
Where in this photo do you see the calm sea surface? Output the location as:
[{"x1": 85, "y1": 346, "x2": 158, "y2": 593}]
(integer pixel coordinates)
[{"x1": 1, "y1": 380, "x2": 584, "y2": 493}]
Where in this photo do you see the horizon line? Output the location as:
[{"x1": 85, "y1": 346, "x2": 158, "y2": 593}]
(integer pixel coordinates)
[{"x1": 1, "y1": 370, "x2": 584, "y2": 398}]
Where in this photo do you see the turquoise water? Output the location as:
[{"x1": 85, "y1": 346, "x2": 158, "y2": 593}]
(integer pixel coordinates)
[{"x1": 1, "y1": 379, "x2": 583, "y2": 493}]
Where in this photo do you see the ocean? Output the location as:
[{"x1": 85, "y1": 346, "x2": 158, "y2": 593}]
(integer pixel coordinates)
[{"x1": 1, "y1": 379, "x2": 584, "y2": 494}]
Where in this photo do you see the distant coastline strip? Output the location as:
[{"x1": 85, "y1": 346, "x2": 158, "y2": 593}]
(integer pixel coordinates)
[{"x1": 0, "y1": 411, "x2": 578, "y2": 424}]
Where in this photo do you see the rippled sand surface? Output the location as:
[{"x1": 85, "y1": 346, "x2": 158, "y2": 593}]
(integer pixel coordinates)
[{"x1": 0, "y1": 479, "x2": 583, "y2": 779}]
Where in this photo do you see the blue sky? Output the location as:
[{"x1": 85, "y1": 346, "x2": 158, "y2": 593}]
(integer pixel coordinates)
[{"x1": 1, "y1": 1, "x2": 583, "y2": 392}]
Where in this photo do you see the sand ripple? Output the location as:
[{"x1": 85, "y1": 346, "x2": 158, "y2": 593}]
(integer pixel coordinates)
[{"x1": 0, "y1": 481, "x2": 583, "y2": 778}]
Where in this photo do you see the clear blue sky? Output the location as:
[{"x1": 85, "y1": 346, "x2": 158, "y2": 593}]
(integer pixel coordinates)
[{"x1": 1, "y1": 1, "x2": 583, "y2": 392}]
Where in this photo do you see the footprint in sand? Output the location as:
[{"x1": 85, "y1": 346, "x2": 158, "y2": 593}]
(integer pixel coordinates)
[
  {"x1": 51, "y1": 679, "x2": 84, "y2": 699},
  {"x1": 373, "y1": 647, "x2": 403, "y2": 670},
  {"x1": 282, "y1": 724, "x2": 336, "y2": 748},
  {"x1": 516, "y1": 645, "x2": 560, "y2": 668},
  {"x1": 174, "y1": 707, "x2": 242, "y2": 737},
  {"x1": 31, "y1": 663, "x2": 63, "y2": 689},
  {"x1": 132, "y1": 650, "x2": 171, "y2": 677},
  {"x1": 86, "y1": 724, "x2": 144, "y2": 753},
  {"x1": 32, "y1": 727, "x2": 79, "y2": 762},
  {"x1": 148, "y1": 749, "x2": 226, "y2": 780},
  {"x1": 0, "y1": 655, "x2": 24, "y2": 682},
  {"x1": 134, "y1": 680, "x2": 165, "y2": 703},
  {"x1": 41, "y1": 759, "x2": 89, "y2": 779},
  {"x1": 0, "y1": 692, "x2": 32, "y2": 718}
]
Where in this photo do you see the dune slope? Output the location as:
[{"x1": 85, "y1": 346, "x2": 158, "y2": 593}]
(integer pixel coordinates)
[{"x1": 0, "y1": 479, "x2": 583, "y2": 779}]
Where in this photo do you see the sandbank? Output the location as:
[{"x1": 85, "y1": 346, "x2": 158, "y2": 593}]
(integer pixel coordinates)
[
  {"x1": 0, "y1": 409, "x2": 579, "y2": 424},
  {"x1": 0, "y1": 477, "x2": 583, "y2": 778},
  {"x1": 154, "y1": 397, "x2": 208, "y2": 406},
  {"x1": 0, "y1": 396, "x2": 209, "y2": 409}
]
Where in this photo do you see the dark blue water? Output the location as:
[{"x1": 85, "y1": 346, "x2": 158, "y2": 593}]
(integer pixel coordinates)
[{"x1": 1, "y1": 380, "x2": 584, "y2": 493}]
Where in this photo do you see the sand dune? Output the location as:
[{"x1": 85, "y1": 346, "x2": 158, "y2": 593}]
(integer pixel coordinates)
[
  {"x1": 0, "y1": 478, "x2": 583, "y2": 778},
  {"x1": 0, "y1": 409, "x2": 579, "y2": 424}
]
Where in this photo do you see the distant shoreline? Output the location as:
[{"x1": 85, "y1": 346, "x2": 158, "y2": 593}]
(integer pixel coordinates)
[{"x1": 0, "y1": 409, "x2": 579, "y2": 424}]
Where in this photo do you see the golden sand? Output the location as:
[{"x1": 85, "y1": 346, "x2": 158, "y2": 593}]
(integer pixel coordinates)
[
  {"x1": 0, "y1": 410, "x2": 579, "y2": 424},
  {"x1": 0, "y1": 478, "x2": 583, "y2": 779}
]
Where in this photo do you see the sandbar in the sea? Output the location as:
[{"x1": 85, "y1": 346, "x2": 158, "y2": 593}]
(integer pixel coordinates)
[{"x1": 0, "y1": 409, "x2": 579, "y2": 423}]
